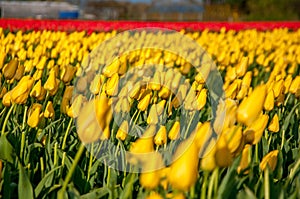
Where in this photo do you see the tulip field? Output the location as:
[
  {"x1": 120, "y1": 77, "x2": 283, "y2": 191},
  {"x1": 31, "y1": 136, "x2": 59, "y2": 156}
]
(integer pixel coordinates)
[{"x1": 0, "y1": 20, "x2": 300, "y2": 199}]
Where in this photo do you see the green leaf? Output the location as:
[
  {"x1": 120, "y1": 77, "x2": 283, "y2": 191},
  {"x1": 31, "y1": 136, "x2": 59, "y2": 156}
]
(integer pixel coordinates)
[
  {"x1": 0, "y1": 134, "x2": 14, "y2": 163},
  {"x1": 80, "y1": 187, "x2": 109, "y2": 199},
  {"x1": 35, "y1": 166, "x2": 62, "y2": 197},
  {"x1": 18, "y1": 161, "x2": 34, "y2": 199},
  {"x1": 282, "y1": 102, "x2": 300, "y2": 131}
]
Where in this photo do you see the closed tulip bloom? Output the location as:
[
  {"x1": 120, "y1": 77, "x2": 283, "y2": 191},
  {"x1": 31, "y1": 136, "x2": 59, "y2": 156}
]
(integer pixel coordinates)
[
  {"x1": 273, "y1": 79, "x2": 284, "y2": 98},
  {"x1": 237, "y1": 144, "x2": 251, "y2": 174},
  {"x1": 0, "y1": 87, "x2": 7, "y2": 99},
  {"x1": 215, "y1": 135, "x2": 232, "y2": 167},
  {"x1": 264, "y1": 90, "x2": 274, "y2": 111},
  {"x1": 30, "y1": 80, "x2": 43, "y2": 99},
  {"x1": 242, "y1": 71, "x2": 252, "y2": 88},
  {"x1": 89, "y1": 74, "x2": 102, "y2": 95},
  {"x1": 0, "y1": 51, "x2": 6, "y2": 70},
  {"x1": 260, "y1": 150, "x2": 279, "y2": 171},
  {"x1": 168, "y1": 121, "x2": 180, "y2": 140},
  {"x1": 224, "y1": 125, "x2": 244, "y2": 155},
  {"x1": 77, "y1": 100, "x2": 101, "y2": 143},
  {"x1": 194, "y1": 88, "x2": 207, "y2": 110},
  {"x1": 268, "y1": 114, "x2": 279, "y2": 133},
  {"x1": 129, "y1": 82, "x2": 141, "y2": 99},
  {"x1": 154, "y1": 125, "x2": 167, "y2": 146},
  {"x1": 95, "y1": 94, "x2": 111, "y2": 130},
  {"x1": 158, "y1": 79, "x2": 172, "y2": 99},
  {"x1": 147, "y1": 104, "x2": 159, "y2": 125},
  {"x1": 100, "y1": 125, "x2": 110, "y2": 140},
  {"x1": 237, "y1": 84, "x2": 267, "y2": 126},
  {"x1": 168, "y1": 138, "x2": 199, "y2": 191},
  {"x1": 156, "y1": 100, "x2": 166, "y2": 115},
  {"x1": 13, "y1": 64, "x2": 25, "y2": 81},
  {"x1": 3, "y1": 59, "x2": 18, "y2": 80},
  {"x1": 116, "y1": 120, "x2": 129, "y2": 141},
  {"x1": 67, "y1": 95, "x2": 85, "y2": 118},
  {"x1": 236, "y1": 56, "x2": 249, "y2": 78},
  {"x1": 102, "y1": 59, "x2": 120, "y2": 77},
  {"x1": 243, "y1": 114, "x2": 269, "y2": 145},
  {"x1": 149, "y1": 72, "x2": 161, "y2": 91},
  {"x1": 146, "y1": 192, "x2": 163, "y2": 199},
  {"x1": 289, "y1": 76, "x2": 300, "y2": 94},
  {"x1": 44, "y1": 69, "x2": 57, "y2": 92},
  {"x1": 44, "y1": 101, "x2": 55, "y2": 119},
  {"x1": 60, "y1": 64, "x2": 77, "y2": 83},
  {"x1": 11, "y1": 75, "x2": 34, "y2": 104},
  {"x1": 140, "y1": 170, "x2": 161, "y2": 189},
  {"x1": 284, "y1": 75, "x2": 293, "y2": 94},
  {"x1": 106, "y1": 73, "x2": 119, "y2": 96},
  {"x1": 2, "y1": 90, "x2": 12, "y2": 107},
  {"x1": 27, "y1": 103, "x2": 43, "y2": 128},
  {"x1": 138, "y1": 92, "x2": 151, "y2": 111},
  {"x1": 200, "y1": 139, "x2": 217, "y2": 171}
]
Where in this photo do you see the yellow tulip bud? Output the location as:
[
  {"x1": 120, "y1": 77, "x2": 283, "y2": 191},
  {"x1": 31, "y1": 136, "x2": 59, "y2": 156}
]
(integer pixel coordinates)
[
  {"x1": 237, "y1": 144, "x2": 251, "y2": 174},
  {"x1": 158, "y1": 79, "x2": 171, "y2": 99},
  {"x1": 116, "y1": 120, "x2": 129, "y2": 141},
  {"x1": 3, "y1": 59, "x2": 18, "y2": 80},
  {"x1": 2, "y1": 90, "x2": 12, "y2": 107},
  {"x1": 236, "y1": 57, "x2": 249, "y2": 78},
  {"x1": 67, "y1": 95, "x2": 85, "y2": 118},
  {"x1": 27, "y1": 103, "x2": 43, "y2": 128},
  {"x1": 13, "y1": 64, "x2": 25, "y2": 81},
  {"x1": 60, "y1": 64, "x2": 77, "y2": 83},
  {"x1": 149, "y1": 72, "x2": 161, "y2": 91},
  {"x1": 146, "y1": 192, "x2": 163, "y2": 199},
  {"x1": 44, "y1": 69, "x2": 57, "y2": 92},
  {"x1": 30, "y1": 80, "x2": 44, "y2": 99},
  {"x1": 156, "y1": 100, "x2": 166, "y2": 115},
  {"x1": 11, "y1": 75, "x2": 34, "y2": 104},
  {"x1": 102, "y1": 59, "x2": 120, "y2": 77},
  {"x1": 168, "y1": 121, "x2": 180, "y2": 140},
  {"x1": 76, "y1": 76, "x2": 87, "y2": 93},
  {"x1": 89, "y1": 74, "x2": 102, "y2": 95},
  {"x1": 0, "y1": 87, "x2": 7, "y2": 99},
  {"x1": 147, "y1": 104, "x2": 159, "y2": 125},
  {"x1": 95, "y1": 94, "x2": 111, "y2": 130},
  {"x1": 289, "y1": 76, "x2": 300, "y2": 94},
  {"x1": 268, "y1": 114, "x2": 279, "y2": 133},
  {"x1": 194, "y1": 88, "x2": 207, "y2": 110},
  {"x1": 105, "y1": 73, "x2": 119, "y2": 96},
  {"x1": 215, "y1": 135, "x2": 232, "y2": 167},
  {"x1": 237, "y1": 84, "x2": 267, "y2": 126},
  {"x1": 260, "y1": 150, "x2": 279, "y2": 171},
  {"x1": 272, "y1": 80, "x2": 284, "y2": 98},
  {"x1": 140, "y1": 170, "x2": 161, "y2": 189},
  {"x1": 225, "y1": 66, "x2": 237, "y2": 82},
  {"x1": 129, "y1": 82, "x2": 141, "y2": 99},
  {"x1": 138, "y1": 91, "x2": 151, "y2": 111},
  {"x1": 0, "y1": 51, "x2": 6, "y2": 70},
  {"x1": 284, "y1": 75, "x2": 293, "y2": 94},
  {"x1": 243, "y1": 114, "x2": 269, "y2": 145},
  {"x1": 36, "y1": 56, "x2": 47, "y2": 70},
  {"x1": 44, "y1": 101, "x2": 55, "y2": 119},
  {"x1": 224, "y1": 125, "x2": 244, "y2": 155},
  {"x1": 168, "y1": 139, "x2": 199, "y2": 191},
  {"x1": 100, "y1": 125, "x2": 110, "y2": 140},
  {"x1": 242, "y1": 71, "x2": 252, "y2": 88},
  {"x1": 154, "y1": 125, "x2": 167, "y2": 146},
  {"x1": 200, "y1": 139, "x2": 217, "y2": 171},
  {"x1": 263, "y1": 90, "x2": 274, "y2": 111}
]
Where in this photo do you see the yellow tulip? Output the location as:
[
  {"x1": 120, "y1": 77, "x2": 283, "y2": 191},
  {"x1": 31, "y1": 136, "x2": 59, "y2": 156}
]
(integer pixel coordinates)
[
  {"x1": 194, "y1": 88, "x2": 207, "y2": 110},
  {"x1": 237, "y1": 84, "x2": 267, "y2": 126},
  {"x1": 156, "y1": 100, "x2": 166, "y2": 115},
  {"x1": 44, "y1": 69, "x2": 57, "y2": 92},
  {"x1": 260, "y1": 150, "x2": 279, "y2": 171},
  {"x1": 215, "y1": 135, "x2": 232, "y2": 167},
  {"x1": 263, "y1": 90, "x2": 274, "y2": 111},
  {"x1": 60, "y1": 64, "x2": 77, "y2": 83},
  {"x1": 147, "y1": 104, "x2": 159, "y2": 125},
  {"x1": 89, "y1": 74, "x2": 102, "y2": 95},
  {"x1": 129, "y1": 82, "x2": 141, "y2": 99},
  {"x1": 200, "y1": 139, "x2": 217, "y2": 171},
  {"x1": 116, "y1": 120, "x2": 128, "y2": 141},
  {"x1": 27, "y1": 103, "x2": 43, "y2": 128},
  {"x1": 237, "y1": 144, "x2": 251, "y2": 174},
  {"x1": 284, "y1": 75, "x2": 293, "y2": 94},
  {"x1": 158, "y1": 79, "x2": 172, "y2": 99},
  {"x1": 106, "y1": 73, "x2": 119, "y2": 96},
  {"x1": 243, "y1": 114, "x2": 269, "y2": 145},
  {"x1": 13, "y1": 64, "x2": 25, "y2": 81},
  {"x1": 67, "y1": 95, "x2": 85, "y2": 118},
  {"x1": 223, "y1": 125, "x2": 244, "y2": 156},
  {"x1": 11, "y1": 75, "x2": 34, "y2": 104},
  {"x1": 168, "y1": 121, "x2": 180, "y2": 140},
  {"x1": 61, "y1": 86, "x2": 74, "y2": 114},
  {"x1": 289, "y1": 76, "x2": 300, "y2": 94},
  {"x1": 0, "y1": 87, "x2": 7, "y2": 99},
  {"x1": 242, "y1": 71, "x2": 252, "y2": 88},
  {"x1": 272, "y1": 79, "x2": 284, "y2": 98},
  {"x1": 138, "y1": 91, "x2": 151, "y2": 111},
  {"x1": 44, "y1": 101, "x2": 55, "y2": 119},
  {"x1": 0, "y1": 51, "x2": 6, "y2": 70},
  {"x1": 268, "y1": 114, "x2": 279, "y2": 133},
  {"x1": 2, "y1": 90, "x2": 12, "y2": 107},
  {"x1": 102, "y1": 59, "x2": 120, "y2": 77},
  {"x1": 236, "y1": 56, "x2": 249, "y2": 78},
  {"x1": 154, "y1": 125, "x2": 167, "y2": 146},
  {"x1": 146, "y1": 192, "x2": 163, "y2": 199},
  {"x1": 149, "y1": 72, "x2": 161, "y2": 91},
  {"x1": 3, "y1": 59, "x2": 18, "y2": 80},
  {"x1": 168, "y1": 138, "x2": 199, "y2": 191}
]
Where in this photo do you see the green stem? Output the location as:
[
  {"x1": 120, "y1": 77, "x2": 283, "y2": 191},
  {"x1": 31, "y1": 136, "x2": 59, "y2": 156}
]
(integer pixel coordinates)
[
  {"x1": 183, "y1": 111, "x2": 196, "y2": 139},
  {"x1": 58, "y1": 143, "x2": 85, "y2": 199},
  {"x1": 213, "y1": 168, "x2": 219, "y2": 195},
  {"x1": 87, "y1": 142, "x2": 94, "y2": 181},
  {"x1": 61, "y1": 118, "x2": 73, "y2": 150},
  {"x1": 1, "y1": 104, "x2": 15, "y2": 135},
  {"x1": 264, "y1": 168, "x2": 270, "y2": 199},
  {"x1": 255, "y1": 144, "x2": 259, "y2": 163},
  {"x1": 201, "y1": 172, "x2": 208, "y2": 199}
]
